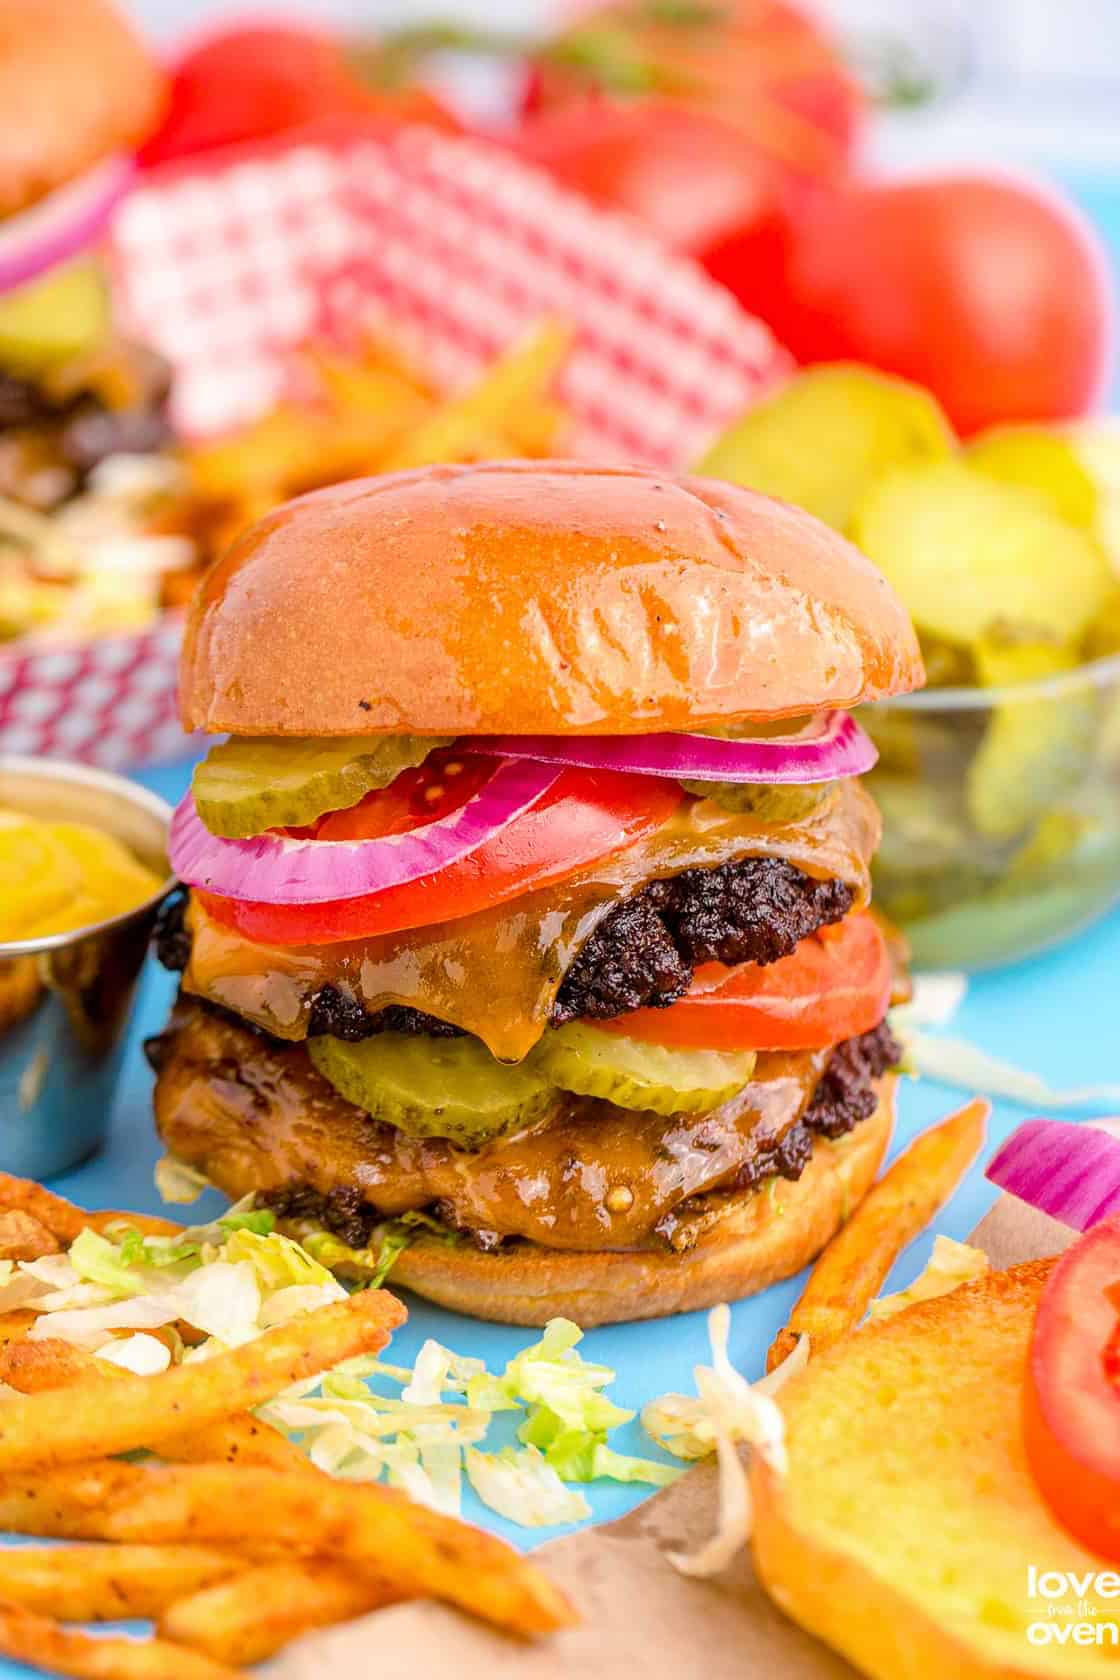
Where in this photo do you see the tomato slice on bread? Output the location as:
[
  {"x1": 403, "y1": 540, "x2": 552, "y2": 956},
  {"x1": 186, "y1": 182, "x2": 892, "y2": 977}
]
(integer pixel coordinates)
[
  {"x1": 1024, "y1": 1214, "x2": 1120, "y2": 1561},
  {"x1": 203, "y1": 762, "x2": 681, "y2": 945},
  {"x1": 597, "y1": 910, "x2": 891, "y2": 1052}
]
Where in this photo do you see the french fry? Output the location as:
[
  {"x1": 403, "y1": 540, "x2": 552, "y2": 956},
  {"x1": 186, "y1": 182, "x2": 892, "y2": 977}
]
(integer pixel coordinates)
[
  {"x1": 0, "y1": 1290, "x2": 405, "y2": 1471},
  {"x1": 0, "y1": 1338, "x2": 312, "y2": 1473},
  {"x1": 0, "y1": 1173, "x2": 89, "y2": 1245},
  {"x1": 0, "y1": 1460, "x2": 576, "y2": 1638},
  {"x1": 0, "y1": 1174, "x2": 181, "y2": 1247},
  {"x1": 158, "y1": 1561, "x2": 401, "y2": 1667},
  {"x1": 0, "y1": 1545, "x2": 240, "y2": 1621},
  {"x1": 766, "y1": 1098, "x2": 989, "y2": 1372},
  {"x1": 0, "y1": 1597, "x2": 240, "y2": 1679},
  {"x1": 0, "y1": 1311, "x2": 38, "y2": 1347},
  {"x1": 0, "y1": 1211, "x2": 59, "y2": 1261},
  {"x1": 380, "y1": 321, "x2": 572, "y2": 470}
]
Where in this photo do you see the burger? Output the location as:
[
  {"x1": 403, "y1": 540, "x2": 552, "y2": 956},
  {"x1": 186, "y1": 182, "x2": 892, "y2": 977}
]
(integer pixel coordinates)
[
  {"x1": 0, "y1": 0, "x2": 171, "y2": 517},
  {"x1": 150, "y1": 460, "x2": 923, "y2": 1326}
]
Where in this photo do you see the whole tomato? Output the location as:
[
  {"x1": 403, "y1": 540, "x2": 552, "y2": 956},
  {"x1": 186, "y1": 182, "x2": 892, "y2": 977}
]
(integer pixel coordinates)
[
  {"x1": 726, "y1": 173, "x2": 1113, "y2": 436},
  {"x1": 140, "y1": 24, "x2": 456, "y2": 168},
  {"x1": 516, "y1": 0, "x2": 861, "y2": 260}
]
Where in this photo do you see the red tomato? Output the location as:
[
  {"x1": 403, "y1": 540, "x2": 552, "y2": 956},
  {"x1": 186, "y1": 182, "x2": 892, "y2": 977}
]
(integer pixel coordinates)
[
  {"x1": 598, "y1": 911, "x2": 890, "y2": 1051},
  {"x1": 515, "y1": 0, "x2": 860, "y2": 260},
  {"x1": 203, "y1": 762, "x2": 680, "y2": 946},
  {"x1": 1023, "y1": 1216, "x2": 1120, "y2": 1561},
  {"x1": 140, "y1": 25, "x2": 456, "y2": 169},
  {"x1": 757, "y1": 174, "x2": 1113, "y2": 436}
]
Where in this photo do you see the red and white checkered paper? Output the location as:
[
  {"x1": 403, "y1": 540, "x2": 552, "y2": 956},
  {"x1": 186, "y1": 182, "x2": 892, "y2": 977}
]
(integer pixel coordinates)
[{"x1": 2, "y1": 122, "x2": 789, "y2": 770}]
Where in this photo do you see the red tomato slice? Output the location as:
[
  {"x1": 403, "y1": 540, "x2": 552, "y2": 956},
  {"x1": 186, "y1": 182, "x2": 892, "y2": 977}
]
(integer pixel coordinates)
[
  {"x1": 203, "y1": 762, "x2": 681, "y2": 945},
  {"x1": 1023, "y1": 1216, "x2": 1120, "y2": 1561},
  {"x1": 599, "y1": 911, "x2": 890, "y2": 1051}
]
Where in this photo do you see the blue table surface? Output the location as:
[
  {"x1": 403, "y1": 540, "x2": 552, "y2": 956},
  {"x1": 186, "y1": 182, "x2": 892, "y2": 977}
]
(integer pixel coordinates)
[{"x1": 4, "y1": 157, "x2": 1120, "y2": 1675}]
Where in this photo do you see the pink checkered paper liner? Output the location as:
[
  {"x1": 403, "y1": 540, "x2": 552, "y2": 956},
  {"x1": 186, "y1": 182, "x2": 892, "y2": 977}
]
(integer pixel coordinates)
[{"x1": 2, "y1": 121, "x2": 789, "y2": 770}]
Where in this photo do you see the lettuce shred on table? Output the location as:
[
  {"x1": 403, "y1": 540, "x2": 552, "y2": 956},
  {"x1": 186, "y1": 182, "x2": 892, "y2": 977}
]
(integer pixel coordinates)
[
  {"x1": 642, "y1": 1305, "x2": 807, "y2": 1578},
  {"x1": 890, "y1": 973, "x2": 1120, "y2": 1110}
]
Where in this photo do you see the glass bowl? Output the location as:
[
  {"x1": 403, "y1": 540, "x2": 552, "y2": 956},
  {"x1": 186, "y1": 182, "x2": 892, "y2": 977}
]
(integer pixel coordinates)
[{"x1": 863, "y1": 653, "x2": 1120, "y2": 970}]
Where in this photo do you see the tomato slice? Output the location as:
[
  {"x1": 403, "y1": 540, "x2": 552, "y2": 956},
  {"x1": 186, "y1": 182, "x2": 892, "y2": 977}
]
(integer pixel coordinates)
[
  {"x1": 203, "y1": 764, "x2": 681, "y2": 945},
  {"x1": 1023, "y1": 1216, "x2": 1120, "y2": 1561},
  {"x1": 598, "y1": 911, "x2": 891, "y2": 1052}
]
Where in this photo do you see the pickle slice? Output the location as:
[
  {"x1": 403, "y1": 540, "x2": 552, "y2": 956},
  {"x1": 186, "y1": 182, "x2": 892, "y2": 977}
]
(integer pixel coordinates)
[
  {"x1": 965, "y1": 638, "x2": 1097, "y2": 841},
  {"x1": 679, "y1": 781, "x2": 830, "y2": 823},
  {"x1": 192, "y1": 734, "x2": 453, "y2": 838},
  {"x1": 307, "y1": 1032, "x2": 556, "y2": 1146},
  {"x1": 697, "y1": 363, "x2": 953, "y2": 532},
  {"x1": 532, "y1": 1023, "x2": 757, "y2": 1115},
  {"x1": 852, "y1": 461, "x2": 1113, "y2": 648},
  {"x1": 0, "y1": 259, "x2": 110, "y2": 373},
  {"x1": 967, "y1": 426, "x2": 1098, "y2": 528}
]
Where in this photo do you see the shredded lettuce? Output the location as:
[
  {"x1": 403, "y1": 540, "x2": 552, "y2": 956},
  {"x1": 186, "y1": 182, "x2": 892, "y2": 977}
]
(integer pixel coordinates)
[
  {"x1": 641, "y1": 1305, "x2": 806, "y2": 1578},
  {"x1": 869, "y1": 1235, "x2": 989, "y2": 1320},
  {"x1": 263, "y1": 1314, "x2": 677, "y2": 1528},
  {"x1": 465, "y1": 1446, "x2": 592, "y2": 1527},
  {"x1": 94, "y1": 1332, "x2": 171, "y2": 1375},
  {"x1": 890, "y1": 972, "x2": 1120, "y2": 1110},
  {"x1": 153, "y1": 1156, "x2": 211, "y2": 1205}
]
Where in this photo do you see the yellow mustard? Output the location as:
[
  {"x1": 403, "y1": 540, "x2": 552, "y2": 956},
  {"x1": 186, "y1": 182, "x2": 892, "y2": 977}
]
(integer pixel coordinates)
[{"x1": 0, "y1": 810, "x2": 162, "y2": 942}]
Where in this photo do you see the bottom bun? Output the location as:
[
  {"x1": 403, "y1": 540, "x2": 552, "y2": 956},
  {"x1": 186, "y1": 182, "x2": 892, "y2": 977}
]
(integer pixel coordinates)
[{"x1": 388, "y1": 1077, "x2": 897, "y2": 1327}]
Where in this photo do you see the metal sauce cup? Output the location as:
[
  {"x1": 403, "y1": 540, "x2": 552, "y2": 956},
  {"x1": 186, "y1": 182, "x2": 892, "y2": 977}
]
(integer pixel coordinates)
[{"x1": 0, "y1": 757, "x2": 173, "y2": 1179}]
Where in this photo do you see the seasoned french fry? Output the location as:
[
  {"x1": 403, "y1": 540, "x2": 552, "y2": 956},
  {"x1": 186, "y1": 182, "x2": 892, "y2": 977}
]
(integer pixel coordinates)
[
  {"x1": 0, "y1": 1290, "x2": 405, "y2": 1471},
  {"x1": 0, "y1": 1311, "x2": 38, "y2": 1347},
  {"x1": 766, "y1": 1099, "x2": 989, "y2": 1372},
  {"x1": 0, "y1": 1460, "x2": 576, "y2": 1638},
  {"x1": 0, "y1": 1544, "x2": 240, "y2": 1621},
  {"x1": 0, "y1": 1595, "x2": 240, "y2": 1679},
  {"x1": 158, "y1": 1561, "x2": 401, "y2": 1666},
  {"x1": 0, "y1": 1173, "x2": 89, "y2": 1245},
  {"x1": 0, "y1": 1211, "x2": 59, "y2": 1261},
  {"x1": 380, "y1": 321, "x2": 572, "y2": 470},
  {"x1": 0, "y1": 1174, "x2": 181, "y2": 1247},
  {"x1": 0, "y1": 1338, "x2": 312, "y2": 1473}
]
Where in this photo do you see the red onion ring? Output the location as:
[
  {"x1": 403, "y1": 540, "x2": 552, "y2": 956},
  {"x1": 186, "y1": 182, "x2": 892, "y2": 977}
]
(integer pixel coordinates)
[
  {"x1": 0, "y1": 154, "x2": 134, "y2": 295},
  {"x1": 170, "y1": 758, "x2": 563, "y2": 905},
  {"x1": 987, "y1": 1119, "x2": 1120, "y2": 1233},
  {"x1": 458, "y1": 709, "x2": 875, "y2": 784}
]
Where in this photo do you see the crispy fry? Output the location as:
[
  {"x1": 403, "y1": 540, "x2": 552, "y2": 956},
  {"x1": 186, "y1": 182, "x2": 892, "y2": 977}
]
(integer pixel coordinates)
[
  {"x1": 0, "y1": 1460, "x2": 575, "y2": 1638},
  {"x1": 159, "y1": 1561, "x2": 401, "y2": 1666},
  {"x1": 0, "y1": 1544, "x2": 240, "y2": 1621},
  {"x1": 767, "y1": 1099, "x2": 989, "y2": 1372},
  {"x1": 0, "y1": 1290, "x2": 405, "y2": 1471},
  {"x1": 0, "y1": 1174, "x2": 181, "y2": 1247},
  {"x1": 0, "y1": 1595, "x2": 239, "y2": 1679},
  {"x1": 0, "y1": 1211, "x2": 59, "y2": 1261},
  {"x1": 0, "y1": 1338, "x2": 313, "y2": 1473},
  {"x1": 0, "y1": 1311, "x2": 37, "y2": 1347},
  {"x1": 380, "y1": 321, "x2": 572, "y2": 471},
  {"x1": 0, "y1": 1173, "x2": 89, "y2": 1245}
]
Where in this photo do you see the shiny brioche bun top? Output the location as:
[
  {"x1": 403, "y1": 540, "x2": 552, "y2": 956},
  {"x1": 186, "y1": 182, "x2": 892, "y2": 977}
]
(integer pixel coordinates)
[
  {"x1": 0, "y1": 0, "x2": 166, "y2": 218},
  {"x1": 180, "y1": 461, "x2": 924, "y2": 737}
]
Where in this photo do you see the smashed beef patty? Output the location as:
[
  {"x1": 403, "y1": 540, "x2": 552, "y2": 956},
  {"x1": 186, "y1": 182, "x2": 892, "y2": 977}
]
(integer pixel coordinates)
[
  {"x1": 155, "y1": 856, "x2": 854, "y2": 1039},
  {"x1": 149, "y1": 996, "x2": 898, "y2": 1254}
]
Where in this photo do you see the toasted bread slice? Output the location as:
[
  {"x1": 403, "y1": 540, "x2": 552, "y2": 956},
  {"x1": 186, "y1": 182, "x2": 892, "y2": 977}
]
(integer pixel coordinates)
[{"x1": 752, "y1": 1259, "x2": 1119, "y2": 1679}]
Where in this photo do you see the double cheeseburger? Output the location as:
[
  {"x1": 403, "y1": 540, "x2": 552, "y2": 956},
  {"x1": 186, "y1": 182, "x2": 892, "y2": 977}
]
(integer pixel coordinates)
[
  {"x1": 0, "y1": 0, "x2": 170, "y2": 512},
  {"x1": 152, "y1": 461, "x2": 923, "y2": 1325}
]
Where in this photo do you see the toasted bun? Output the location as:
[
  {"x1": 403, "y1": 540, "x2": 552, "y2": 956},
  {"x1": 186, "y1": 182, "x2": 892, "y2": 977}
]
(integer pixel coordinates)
[
  {"x1": 387, "y1": 1078, "x2": 895, "y2": 1326},
  {"x1": 0, "y1": 1, "x2": 166, "y2": 217},
  {"x1": 750, "y1": 1258, "x2": 1116, "y2": 1680},
  {"x1": 180, "y1": 462, "x2": 923, "y2": 737}
]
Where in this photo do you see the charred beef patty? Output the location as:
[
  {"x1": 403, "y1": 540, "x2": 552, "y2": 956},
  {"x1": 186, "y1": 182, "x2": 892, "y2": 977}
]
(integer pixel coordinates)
[
  {"x1": 150, "y1": 998, "x2": 899, "y2": 1254},
  {"x1": 154, "y1": 856, "x2": 854, "y2": 1039}
]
